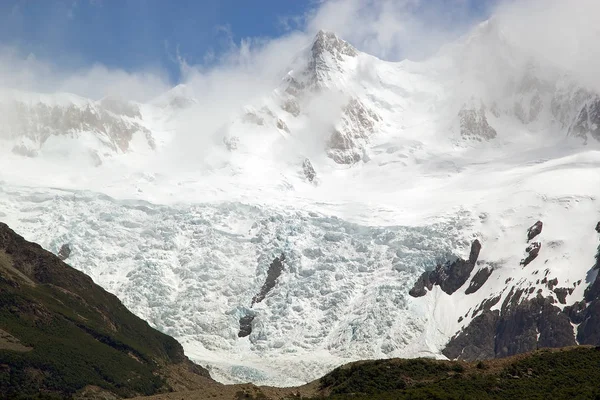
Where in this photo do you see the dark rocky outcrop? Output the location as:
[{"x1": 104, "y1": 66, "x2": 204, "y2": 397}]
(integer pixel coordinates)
[
  {"x1": 595, "y1": 221, "x2": 600, "y2": 233},
  {"x1": 57, "y1": 243, "x2": 71, "y2": 261},
  {"x1": 408, "y1": 272, "x2": 433, "y2": 298},
  {"x1": 444, "y1": 289, "x2": 576, "y2": 361},
  {"x1": 252, "y1": 254, "x2": 286, "y2": 305},
  {"x1": 520, "y1": 242, "x2": 541, "y2": 267},
  {"x1": 553, "y1": 287, "x2": 574, "y2": 304},
  {"x1": 238, "y1": 315, "x2": 255, "y2": 338},
  {"x1": 445, "y1": 309, "x2": 499, "y2": 360},
  {"x1": 527, "y1": 220, "x2": 543, "y2": 241},
  {"x1": 409, "y1": 240, "x2": 481, "y2": 297},
  {"x1": 465, "y1": 267, "x2": 494, "y2": 295},
  {"x1": 446, "y1": 222, "x2": 600, "y2": 362},
  {"x1": 236, "y1": 254, "x2": 286, "y2": 339},
  {"x1": 566, "y1": 239, "x2": 600, "y2": 344},
  {"x1": 303, "y1": 158, "x2": 317, "y2": 183}
]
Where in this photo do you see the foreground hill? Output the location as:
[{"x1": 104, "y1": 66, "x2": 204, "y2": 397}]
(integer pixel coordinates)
[
  {"x1": 0, "y1": 222, "x2": 211, "y2": 399},
  {"x1": 135, "y1": 346, "x2": 600, "y2": 399}
]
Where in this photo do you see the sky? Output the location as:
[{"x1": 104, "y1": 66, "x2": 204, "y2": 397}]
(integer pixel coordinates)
[
  {"x1": 1, "y1": 0, "x2": 598, "y2": 104},
  {"x1": 0, "y1": 0, "x2": 498, "y2": 85}
]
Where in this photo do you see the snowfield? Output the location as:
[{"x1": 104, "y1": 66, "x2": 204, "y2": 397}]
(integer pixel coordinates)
[{"x1": 1, "y1": 19, "x2": 600, "y2": 385}]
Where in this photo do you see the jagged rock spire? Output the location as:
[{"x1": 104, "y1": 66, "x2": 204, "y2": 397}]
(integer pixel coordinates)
[{"x1": 311, "y1": 30, "x2": 357, "y2": 60}]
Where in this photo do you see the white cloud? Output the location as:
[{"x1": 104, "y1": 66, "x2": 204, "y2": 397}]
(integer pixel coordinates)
[
  {"x1": 0, "y1": 0, "x2": 495, "y2": 102},
  {"x1": 0, "y1": 46, "x2": 170, "y2": 102},
  {"x1": 0, "y1": 0, "x2": 597, "y2": 116},
  {"x1": 492, "y1": 0, "x2": 600, "y2": 91}
]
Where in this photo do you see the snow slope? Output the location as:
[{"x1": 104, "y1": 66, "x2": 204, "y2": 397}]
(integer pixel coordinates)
[{"x1": 0, "y1": 20, "x2": 599, "y2": 385}]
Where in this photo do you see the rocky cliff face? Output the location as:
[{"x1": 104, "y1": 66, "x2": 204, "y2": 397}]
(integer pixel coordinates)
[
  {"x1": 237, "y1": 254, "x2": 286, "y2": 338},
  {"x1": 458, "y1": 105, "x2": 497, "y2": 141},
  {"x1": 328, "y1": 98, "x2": 381, "y2": 164},
  {"x1": 431, "y1": 221, "x2": 600, "y2": 362},
  {"x1": 409, "y1": 240, "x2": 482, "y2": 297},
  {"x1": 569, "y1": 95, "x2": 600, "y2": 143},
  {"x1": 443, "y1": 288, "x2": 577, "y2": 361},
  {"x1": 276, "y1": 31, "x2": 381, "y2": 164}
]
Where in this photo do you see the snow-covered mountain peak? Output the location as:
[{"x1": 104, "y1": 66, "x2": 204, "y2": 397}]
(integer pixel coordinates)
[
  {"x1": 283, "y1": 30, "x2": 359, "y2": 94},
  {"x1": 311, "y1": 29, "x2": 358, "y2": 63}
]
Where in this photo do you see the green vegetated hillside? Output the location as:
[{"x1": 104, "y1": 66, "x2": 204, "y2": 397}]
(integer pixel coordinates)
[
  {"x1": 0, "y1": 222, "x2": 210, "y2": 399},
  {"x1": 316, "y1": 347, "x2": 600, "y2": 400}
]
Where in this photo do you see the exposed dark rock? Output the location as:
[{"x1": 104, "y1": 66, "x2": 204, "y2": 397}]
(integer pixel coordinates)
[
  {"x1": 57, "y1": 243, "x2": 71, "y2": 261},
  {"x1": 409, "y1": 240, "x2": 481, "y2": 297},
  {"x1": 408, "y1": 272, "x2": 433, "y2": 298},
  {"x1": 252, "y1": 254, "x2": 285, "y2": 305},
  {"x1": 564, "y1": 300, "x2": 587, "y2": 324},
  {"x1": 546, "y1": 278, "x2": 559, "y2": 291},
  {"x1": 444, "y1": 289, "x2": 576, "y2": 361},
  {"x1": 238, "y1": 315, "x2": 255, "y2": 338},
  {"x1": 438, "y1": 218, "x2": 600, "y2": 363},
  {"x1": 468, "y1": 240, "x2": 482, "y2": 264},
  {"x1": 553, "y1": 287, "x2": 573, "y2": 305},
  {"x1": 444, "y1": 309, "x2": 499, "y2": 361},
  {"x1": 594, "y1": 226, "x2": 600, "y2": 271},
  {"x1": 527, "y1": 221, "x2": 543, "y2": 241},
  {"x1": 465, "y1": 267, "x2": 493, "y2": 295},
  {"x1": 562, "y1": 261, "x2": 600, "y2": 344},
  {"x1": 498, "y1": 294, "x2": 575, "y2": 357},
  {"x1": 577, "y1": 301, "x2": 600, "y2": 345},
  {"x1": 520, "y1": 242, "x2": 541, "y2": 267},
  {"x1": 302, "y1": 158, "x2": 317, "y2": 183}
]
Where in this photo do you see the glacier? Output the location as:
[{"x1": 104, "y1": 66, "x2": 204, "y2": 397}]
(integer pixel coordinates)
[{"x1": 0, "y1": 184, "x2": 472, "y2": 385}]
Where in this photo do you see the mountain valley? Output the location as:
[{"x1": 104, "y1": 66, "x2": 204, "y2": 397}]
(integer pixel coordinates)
[{"x1": 1, "y1": 12, "x2": 600, "y2": 389}]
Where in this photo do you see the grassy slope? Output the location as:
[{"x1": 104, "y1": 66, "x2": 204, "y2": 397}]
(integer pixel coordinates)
[
  {"x1": 0, "y1": 222, "x2": 209, "y2": 399},
  {"x1": 132, "y1": 347, "x2": 600, "y2": 400},
  {"x1": 317, "y1": 347, "x2": 600, "y2": 400}
]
